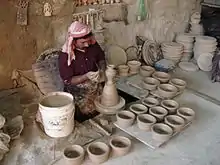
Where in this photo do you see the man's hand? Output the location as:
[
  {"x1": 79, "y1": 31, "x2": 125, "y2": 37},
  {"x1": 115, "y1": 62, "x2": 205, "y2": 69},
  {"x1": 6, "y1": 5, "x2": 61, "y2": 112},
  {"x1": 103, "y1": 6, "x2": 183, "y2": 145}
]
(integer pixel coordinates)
[{"x1": 86, "y1": 71, "x2": 100, "y2": 82}]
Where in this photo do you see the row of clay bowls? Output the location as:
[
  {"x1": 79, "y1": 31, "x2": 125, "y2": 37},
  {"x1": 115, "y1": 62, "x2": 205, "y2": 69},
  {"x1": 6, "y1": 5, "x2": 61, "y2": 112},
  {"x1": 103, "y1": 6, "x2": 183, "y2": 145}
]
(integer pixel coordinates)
[
  {"x1": 117, "y1": 60, "x2": 141, "y2": 76},
  {"x1": 116, "y1": 97, "x2": 195, "y2": 142},
  {"x1": 63, "y1": 136, "x2": 132, "y2": 165}
]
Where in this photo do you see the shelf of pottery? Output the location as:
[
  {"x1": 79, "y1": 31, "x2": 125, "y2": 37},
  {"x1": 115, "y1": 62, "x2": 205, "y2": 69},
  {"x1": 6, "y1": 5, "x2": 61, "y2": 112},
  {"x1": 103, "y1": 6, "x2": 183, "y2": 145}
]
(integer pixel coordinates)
[
  {"x1": 75, "y1": 0, "x2": 121, "y2": 6},
  {"x1": 114, "y1": 69, "x2": 196, "y2": 149},
  {"x1": 73, "y1": 9, "x2": 106, "y2": 48}
]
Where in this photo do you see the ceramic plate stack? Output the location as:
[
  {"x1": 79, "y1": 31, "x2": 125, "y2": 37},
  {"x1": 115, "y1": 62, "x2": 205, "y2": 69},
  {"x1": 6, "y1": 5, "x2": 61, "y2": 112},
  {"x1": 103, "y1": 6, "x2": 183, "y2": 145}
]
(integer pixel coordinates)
[
  {"x1": 193, "y1": 36, "x2": 217, "y2": 71},
  {"x1": 189, "y1": 12, "x2": 203, "y2": 36},
  {"x1": 161, "y1": 42, "x2": 184, "y2": 64},
  {"x1": 176, "y1": 33, "x2": 195, "y2": 61}
]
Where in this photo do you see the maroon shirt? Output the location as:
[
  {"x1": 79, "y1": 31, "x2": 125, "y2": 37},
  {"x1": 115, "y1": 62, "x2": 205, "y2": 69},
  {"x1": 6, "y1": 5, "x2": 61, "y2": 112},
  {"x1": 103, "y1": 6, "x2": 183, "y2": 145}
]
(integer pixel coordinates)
[{"x1": 58, "y1": 42, "x2": 105, "y2": 82}]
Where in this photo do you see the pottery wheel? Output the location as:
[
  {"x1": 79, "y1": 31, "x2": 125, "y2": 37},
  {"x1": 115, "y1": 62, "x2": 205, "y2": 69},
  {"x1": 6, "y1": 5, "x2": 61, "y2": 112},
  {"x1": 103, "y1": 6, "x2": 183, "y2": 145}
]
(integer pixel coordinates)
[{"x1": 94, "y1": 96, "x2": 125, "y2": 115}]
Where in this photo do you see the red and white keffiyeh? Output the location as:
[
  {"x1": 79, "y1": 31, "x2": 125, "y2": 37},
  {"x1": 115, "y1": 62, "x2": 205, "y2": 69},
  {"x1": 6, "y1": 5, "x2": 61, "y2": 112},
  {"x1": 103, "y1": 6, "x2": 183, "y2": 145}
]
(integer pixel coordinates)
[{"x1": 62, "y1": 21, "x2": 95, "y2": 66}]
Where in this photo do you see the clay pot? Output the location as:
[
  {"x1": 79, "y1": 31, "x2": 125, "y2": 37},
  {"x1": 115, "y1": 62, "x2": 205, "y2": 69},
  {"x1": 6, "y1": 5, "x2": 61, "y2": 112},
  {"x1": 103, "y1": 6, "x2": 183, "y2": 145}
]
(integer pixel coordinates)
[
  {"x1": 129, "y1": 104, "x2": 148, "y2": 115},
  {"x1": 151, "y1": 123, "x2": 173, "y2": 142},
  {"x1": 149, "y1": 106, "x2": 168, "y2": 121},
  {"x1": 63, "y1": 145, "x2": 85, "y2": 165},
  {"x1": 141, "y1": 97, "x2": 160, "y2": 108},
  {"x1": 177, "y1": 107, "x2": 195, "y2": 122},
  {"x1": 142, "y1": 77, "x2": 160, "y2": 91},
  {"x1": 139, "y1": 66, "x2": 155, "y2": 77},
  {"x1": 161, "y1": 99, "x2": 179, "y2": 114},
  {"x1": 164, "y1": 115, "x2": 185, "y2": 132},
  {"x1": 116, "y1": 110, "x2": 135, "y2": 127},
  {"x1": 169, "y1": 78, "x2": 187, "y2": 91},
  {"x1": 137, "y1": 114, "x2": 157, "y2": 131},
  {"x1": 87, "y1": 142, "x2": 110, "y2": 164},
  {"x1": 127, "y1": 60, "x2": 141, "y2": 74},
  {"x1": 152, "y1": 72, "x2": 171, "y2": 83},
  {"x1": 109, "y1": 136, "x2": 131, "y2": 156},
  {"x1": 118, "y1": 65, "x2": 129, "y2": 76},
  {"x1": 157, "y1": 84, "x2": 178, "y2": 98}
]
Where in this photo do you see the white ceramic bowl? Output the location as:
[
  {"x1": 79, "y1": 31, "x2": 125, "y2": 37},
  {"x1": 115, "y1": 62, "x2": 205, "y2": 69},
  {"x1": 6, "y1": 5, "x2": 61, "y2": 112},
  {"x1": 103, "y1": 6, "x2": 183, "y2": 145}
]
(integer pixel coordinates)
[
  {"x1": 177, "y1": 107, "x2": 195, "y2": 122},
  {"x1": 129, "y1": 104, "x2": 148, "y2": 115},
  {"x1": 152, "y1": 71, "x2": 171, "y2": 83},
  {"x1": 142, "y1": 77, "x2": 160, "y2": 91},
  {"x1": 109, "y1": 136, "x2": 131, "y2": 156},
  {"x1": 164, "y1": 115, "x2": 185, "y2": 132},
  {"x1": 169, "y1": 78, "x2": 187, "y2": 91},
  {"x1": 87, "y1": 142, "x2": 110, "y2": 164},
  {"x1": 63, "y1": 145, "x2": 85, "y2": 165},
  {"x1": 141, "y1": 97, "x2": 160, "y2": 107},
  {"x1": 158, "y1": 84, "x2": 178, "y2": 98},
  {"x1": 149, "y1": 106, "x2": 168, "y2": 121},
  {"x1": 139, "y1": 65, "x2": 155, "y2": 77},
  {"x1": 161, "y1": 99, "x2": 179, "y2": 114},
  {"x1": 116, "y1": 110, "x2": 135, "y2": 127},
  {"x1": 151, "y1": 123, "x2": 173, "y2": 142},
  {"x1": 137, "y1": 114, "x2": 157, "y2": 131}
]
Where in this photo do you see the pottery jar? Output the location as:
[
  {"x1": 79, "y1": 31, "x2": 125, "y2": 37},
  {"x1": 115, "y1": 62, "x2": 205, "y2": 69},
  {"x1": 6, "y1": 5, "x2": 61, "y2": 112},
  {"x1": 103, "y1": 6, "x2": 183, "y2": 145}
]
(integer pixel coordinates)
[
  {"x1": 149, "y1": 106, "x2": 168, "y2": 121},
  {"x1": 164, "y1": 115, "x2": 185, "y2": 132},
  {"x1": 116, "y1": 110, "x2": 135, "y2": 127},
  {"x1": 118, "y1": 65, "x2": 129, "y2": 76},
  {"x1": 129, "y1": 103, "x2": 148, "y2": 115},
  {"x1": 157, "y1": 84, "x2": 178, "y2": 98},
  {"x1": 137, "y1": 114, "x2": 157, "y2": 131},
  {"x1": 87, "y1": 142, "x2": 110, "y2": 164},
  {"x1": 139, "y1": 65, "x2": 155, "y2": 77},
  {"x1": 169, "y1": 78, "x2": 187, "y2": 91},
  {"x1": 177, "y1": 107, "x2": 195, "y2": 122},
  {"x1": 152, "y1": 71, "x2": 171, "y2": 83},
  {"x1": 151, "y1": 123, "x2": 173, "y2": 142},
  {"x1": 127, "y1": 60, "x2": 141, "y2": 74},
  {"x1": 161, "y1": 99, "x2": 179, "y2": 114},
  {"x1": 141, "y1": 97, "x2": 160, "y2": 108},
  {"x1": 63, "y1": 145, "x2": 85, "y2": 165},
  {"x1": 109, "y1": 136, "x2": 131, "y2": 156},
  {"x1": 142, "y1": 77, "x2": 160, "y2": 91}
]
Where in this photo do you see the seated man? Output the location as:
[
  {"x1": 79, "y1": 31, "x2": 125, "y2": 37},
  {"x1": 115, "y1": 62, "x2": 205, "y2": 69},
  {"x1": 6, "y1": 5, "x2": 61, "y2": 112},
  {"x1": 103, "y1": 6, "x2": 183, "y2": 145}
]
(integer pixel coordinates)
[{"x1": 59, "y1": 21, "x2": 106, "y2": 122}]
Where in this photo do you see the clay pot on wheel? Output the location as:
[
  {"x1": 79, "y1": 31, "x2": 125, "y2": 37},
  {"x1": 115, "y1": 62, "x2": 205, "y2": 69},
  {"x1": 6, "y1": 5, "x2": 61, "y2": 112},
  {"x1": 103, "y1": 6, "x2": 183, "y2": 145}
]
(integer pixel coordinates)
[
  {"x1": 127, "y1": 60, "x2": 141, "y2": 74},
  {"x1": 87, "y1": 142, "x2": 110, "y2": 164},
  {"x1": 109, "y1": 136, "x2": 131, "y2": 156}
]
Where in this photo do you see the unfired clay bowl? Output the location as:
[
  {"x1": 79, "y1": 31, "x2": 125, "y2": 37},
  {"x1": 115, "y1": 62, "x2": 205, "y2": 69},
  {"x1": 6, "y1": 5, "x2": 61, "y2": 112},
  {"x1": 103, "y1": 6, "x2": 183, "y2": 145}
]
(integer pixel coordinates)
[
  {"x1": 127, "y1": 60, "x2": 141, "y2": 74},
  {"x1": 142, "y1": 77, "x2": 160, "y2": 91},
  {"x1": 116, "y1": 110, "x2": 135, "y2": 127},
  {"x1": 141, "y1": 97, "x2": 160, "y2": 108},
  {"x1": 139, "y1": 65, "x2": 155, "y2": 77},
  {"x1": 151, "y1": 123, "x2": 173, "y2": 142},
  {"x1": 177, "y1": 107, "x2": 195, "y2": 122},
  {"x1": 164, "y1": 115, "x2": 185, "y2": 132},
  {"x1": 87, "y1": 142, "x2": 110, "y2": 164},
  {"x1": 157, "y1": 84, "x2": 178, "y2": 98},
  {"x1": 137, "y1": 114, "x2": 157, "y2": 131},
  {"x1": 63, "y1": 145, "x2": 85, "y2": 165},
  {"x1": 169, "y1": 78, "x2": 187, "y2": 91},
  {"x1": 149, "y1": 106, "x2": 168, "y2": 121},
  {"x1": 161, "y1": 99, "x2": 179, "y2": 114},
  {"x1": 129, "y1": 104, "x2": 148, "y2": 115},
  {"x1": 118, "y1": 65, "x2": 129, "y2": 76},
  {"x1": 152, "y1": 71, "x2": 171, "y2": 83},
  {"x1": 109, "y1": 136, "x2": 131, "y2": 156}
]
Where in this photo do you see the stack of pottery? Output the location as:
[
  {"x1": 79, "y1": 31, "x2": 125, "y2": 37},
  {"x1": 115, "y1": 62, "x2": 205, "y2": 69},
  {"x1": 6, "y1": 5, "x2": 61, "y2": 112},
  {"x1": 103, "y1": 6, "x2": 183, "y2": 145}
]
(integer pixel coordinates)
[
  {"x1": 175, "y1": 33, "x2": 195, "y2": 61},
  {"x1": 127, "y1": 60, "x2": 141, "y2": 74},
  {"x1": 194, "y1": 36, "x2": 217, "y2": 71},
  {"x1": 189, "y1": 12, "x2": 204, "y2": 36},
  {"x1": 94, "y1": 65, "x2": 125, "y2": 114},
  {"x1": 161, "y1": 42, "x2": 184, "y2": 64}
]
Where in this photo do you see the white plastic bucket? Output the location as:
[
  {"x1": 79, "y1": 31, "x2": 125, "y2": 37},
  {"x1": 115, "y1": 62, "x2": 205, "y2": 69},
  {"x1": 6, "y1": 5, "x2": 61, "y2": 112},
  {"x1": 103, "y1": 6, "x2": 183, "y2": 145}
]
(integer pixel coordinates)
[{"x1": 39, "y1": 92, "x2": 75, "y2": 138}]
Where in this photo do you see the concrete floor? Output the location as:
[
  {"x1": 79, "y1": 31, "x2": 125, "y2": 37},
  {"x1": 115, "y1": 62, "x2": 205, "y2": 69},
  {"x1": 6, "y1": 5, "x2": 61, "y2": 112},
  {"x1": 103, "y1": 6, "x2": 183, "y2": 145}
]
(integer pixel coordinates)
[{"x1": 1, "y1": 68, "x2": 220, "y2": 165}]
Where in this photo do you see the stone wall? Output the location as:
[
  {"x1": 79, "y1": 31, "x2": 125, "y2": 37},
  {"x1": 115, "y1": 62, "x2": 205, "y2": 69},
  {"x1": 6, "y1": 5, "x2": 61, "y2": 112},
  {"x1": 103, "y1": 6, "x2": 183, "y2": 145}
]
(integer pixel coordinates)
[{"x1": 0, "y1": 0, "x2": 201, "y2": 89}]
